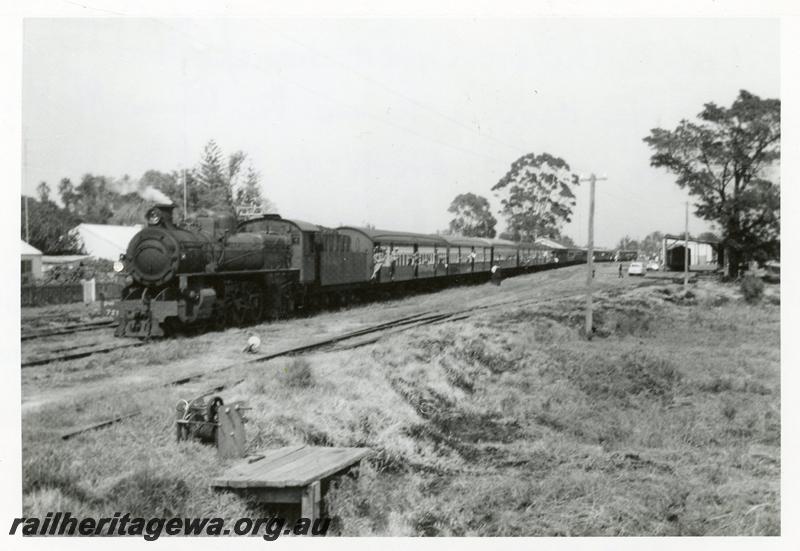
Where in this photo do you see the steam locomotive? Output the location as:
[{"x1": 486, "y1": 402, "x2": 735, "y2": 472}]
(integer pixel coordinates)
[{"x1": 114, "y1": 204, "x2": 591, "y2": 338}]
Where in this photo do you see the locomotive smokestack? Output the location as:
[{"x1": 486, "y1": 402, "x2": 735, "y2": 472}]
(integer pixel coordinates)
[{"x1": 146, "y1": 204, "x2": 176, "y2": 226}]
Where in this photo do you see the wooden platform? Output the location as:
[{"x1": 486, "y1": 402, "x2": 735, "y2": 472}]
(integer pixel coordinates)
[{"x1": 212, "y1": 446, "x2": 370, "y2": 521}]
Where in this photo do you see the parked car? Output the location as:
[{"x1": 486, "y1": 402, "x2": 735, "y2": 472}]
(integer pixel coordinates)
[
  {"x1": 763, "y1": 261, "x2": 780, "y2": 283},
  {"x1": 628, "y1": 262, "x2": 646, "y2": 276},
  {"x1": 646, "y1": 260, "x2": 660, "y2": 271}
]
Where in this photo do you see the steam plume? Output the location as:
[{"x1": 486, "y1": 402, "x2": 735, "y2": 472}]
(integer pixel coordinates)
[{"x1": 140, "y1": 186, "x2": 174, "y2": 205}]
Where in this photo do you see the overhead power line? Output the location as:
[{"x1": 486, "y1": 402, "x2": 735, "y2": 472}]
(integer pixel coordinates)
[
  {"x1": 266, "y1": 25, "x2": 531, "y2": 157},
  {"x1": 152, "y1": 19, "x2": 514, "y2": 167}
]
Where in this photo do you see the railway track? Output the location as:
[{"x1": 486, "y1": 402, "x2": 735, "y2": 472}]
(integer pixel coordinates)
[
  {"x1": 22, "y1": 341, "x2": 144, "y2": 368},
  {"x1": 25, "y1": 269, "x2": 623, "y2": 374},
  {"x1": 58, "y1": 282, "x2": 619, "y2": 440},
  {"x1": 60, "y1": 310, "x2": 461, "y2": 439},
  {"x1": 21, "y1": 320, "x2": 115, "y2": 341}
]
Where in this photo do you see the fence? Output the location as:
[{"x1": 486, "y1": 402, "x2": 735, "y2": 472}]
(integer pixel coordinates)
[{"x1": 21, "y1": 281, "x2": 123, "y2": 307}]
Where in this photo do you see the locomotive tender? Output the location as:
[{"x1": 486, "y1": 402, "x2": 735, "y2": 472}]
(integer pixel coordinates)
[{"x1": 114, "y1": 204, "x2": 590, "y2": 338}]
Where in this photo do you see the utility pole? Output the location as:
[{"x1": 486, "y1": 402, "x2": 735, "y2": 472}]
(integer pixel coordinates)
[
  {"x1": 24, "y1": 195, "x2": 29, "y2": 242},
  {"x1": 182, "y1": 169, "x2": 187, "y2": 223},
  {"x1": 684, "y1": 200, "x2": 689, "y2": 288},
  {"x1": 23, "y1": 136, "x2": 29, "y2": 243},
  {"x1": 580, "y1": 173, "x2": 607, "y2": 339}
]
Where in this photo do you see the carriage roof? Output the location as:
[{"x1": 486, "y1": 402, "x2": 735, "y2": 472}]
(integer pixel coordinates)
[{"x1": 337, "y1": 226, "x2": 449, "y2": 248}]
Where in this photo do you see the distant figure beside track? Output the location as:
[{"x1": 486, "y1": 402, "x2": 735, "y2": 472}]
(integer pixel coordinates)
[
  {"x1": 618, "y1": 263, "x2": 624, "y2": 278},
  {"x1": 490, "y1": 264, "x2": 502, "y2": 286}
]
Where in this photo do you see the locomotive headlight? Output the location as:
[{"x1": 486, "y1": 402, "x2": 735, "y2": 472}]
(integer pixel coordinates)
[
  {"x1": 147, "y1": 210, "x2": 162, "y2": 226},
  {"x1": 113, "y1": 260, "x2": 124, "y2": 273}
]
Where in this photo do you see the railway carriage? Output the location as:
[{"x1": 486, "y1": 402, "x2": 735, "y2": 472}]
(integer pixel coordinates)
[
  {"x1": 439, "y1": 235, "x2": 492, "y2": 276},
  {"x1": 114, "y1": 203, "x2": 604, "y2": 338},
  {"x1": 487, "y1": 238, "x2": 520, "y2": 270},
  {"x1": 336, "y1": 227, "x2": 453, "y2": 283}
]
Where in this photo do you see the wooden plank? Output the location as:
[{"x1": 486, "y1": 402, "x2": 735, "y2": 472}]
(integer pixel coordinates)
[
  {"x1": 301, "y1": 481, "x2": 321, "y2": 523},
  {"x1": 217, "y1": 447, "x2": 318, "y2": 488},
  {"x1": 264, "y1": 447, "x2": 361, "y2": 479},
  {"x1": 243, "y1": 447, "x2": 318, "y2": 477},
  {"x1": 240, "y1": 487, "x2": 303, "y2": 504},
  {"x1": 213, "y1": 446, "x2": 306, "y2": 487},
  {"x1": 229, "y1": 446, "x2": 306, "y2": 473},
  {"x1": 213, "y1": 446, "x2": 370, "y2": 489},
  {"x1": 260, "y1": 448, "x2": 370, "y2": 487}
]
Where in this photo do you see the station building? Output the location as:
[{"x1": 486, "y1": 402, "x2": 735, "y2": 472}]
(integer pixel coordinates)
[
  {"x1": 21, "y1": 240, "x2": 43, "y2": 283},
  {"x1": 662, "y1": 234, "x2": 719, "y2": 271}
]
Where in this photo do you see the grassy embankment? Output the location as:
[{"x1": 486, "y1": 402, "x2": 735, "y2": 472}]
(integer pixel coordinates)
[{"x1": 22, "y1": 277, "x2": 780, "y2": 536}]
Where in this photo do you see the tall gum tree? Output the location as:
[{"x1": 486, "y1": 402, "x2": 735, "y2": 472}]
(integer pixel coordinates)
[
  {"x1": 492, "y1": 153, "x2": 578, "y2": 242},
  {"x1": 643, "y1": 90, "x2": 780, "y2": 276},
  {"x1": 447, "y1": 193, "x2": 497, "y2": 238}
]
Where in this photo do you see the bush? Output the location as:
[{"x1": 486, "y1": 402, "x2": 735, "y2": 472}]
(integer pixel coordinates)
[
  {"x1": 571, "y1": 350, "x2": 682, "y2": 405},
  {"x1": 740, "y1": 275, "x2": 764, "y2": 303},
  {"x1": 279, "y1": 357, "x2": 314, "y2": 388}
]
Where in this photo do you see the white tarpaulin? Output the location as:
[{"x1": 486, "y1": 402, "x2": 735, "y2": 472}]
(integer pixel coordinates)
[{"x1": 71, "y1": 223, "x2": 142, "y2": 261}]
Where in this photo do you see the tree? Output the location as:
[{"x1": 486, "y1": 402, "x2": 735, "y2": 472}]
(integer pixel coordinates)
[
  {"x1": 697, "y1": 231, "x2": 720, "y2": 242},
  {"x1": 447, "y1": 193, "x2": 497, "y2": 238},
  {"x1": 195, "y1": 140, "x2": 234, "y2": 214},
  {"x1": 492, "y1": 153, "x2": 578, "y2": 241},
  {"x1": 616, "y1": 235, "x2": 639, "y2": 251},
  {"x1": 639, "y1": 231, "x2": 664, "y2": 257},
  {"x1": 643, "y1": 90, "x2": 780, "y2": 276},
  {"x1": 36, "y1": 181, "x2": 51, "y2": 203},
  {"x1": 59, "y1": 174, "x2": 115, "y2": 223},
  {"x1": 228, "y1": 151, "x2": 246, "y2": 193},
  {"x1": 234, "y1": 166, "x2": 276, "y2": 213},
  {"x1": 21, "y1": 195, "x2": 83, "y2": 254},
  {"x1": 108, "y1": 193, "x2": 149, "y2": 225},
  {"x1": 556, "y1": 234, "x2": 576, "y2": 247},
  {"x1": 58, "y1": 178, "x2": 76, "y2": 212}
]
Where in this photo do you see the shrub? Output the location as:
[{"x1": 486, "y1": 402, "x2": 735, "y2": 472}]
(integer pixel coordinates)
[
  {"x1": 279, "y1": 357, "x2": 314, "y2": 388},
  {"x1": 572, "y1": 350, "x2": 681, "y2": 405},
  {"x1": 740, "y1": 275, "x2": 764, "y2": 303}
]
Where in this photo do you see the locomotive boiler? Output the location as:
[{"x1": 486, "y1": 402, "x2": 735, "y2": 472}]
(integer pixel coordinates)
[{"x1": 115, "y1": 204, "x2": 296, "y2": 337}]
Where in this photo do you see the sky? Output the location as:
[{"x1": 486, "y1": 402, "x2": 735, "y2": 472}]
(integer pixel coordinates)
[{"x1": 22, "y1": 17, "x2": 780, "y2": 247}]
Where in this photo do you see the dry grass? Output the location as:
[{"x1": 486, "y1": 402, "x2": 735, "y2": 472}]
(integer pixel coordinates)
[{"x1": 20, "y1": 270, "x2": 780, "y2": 536}]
